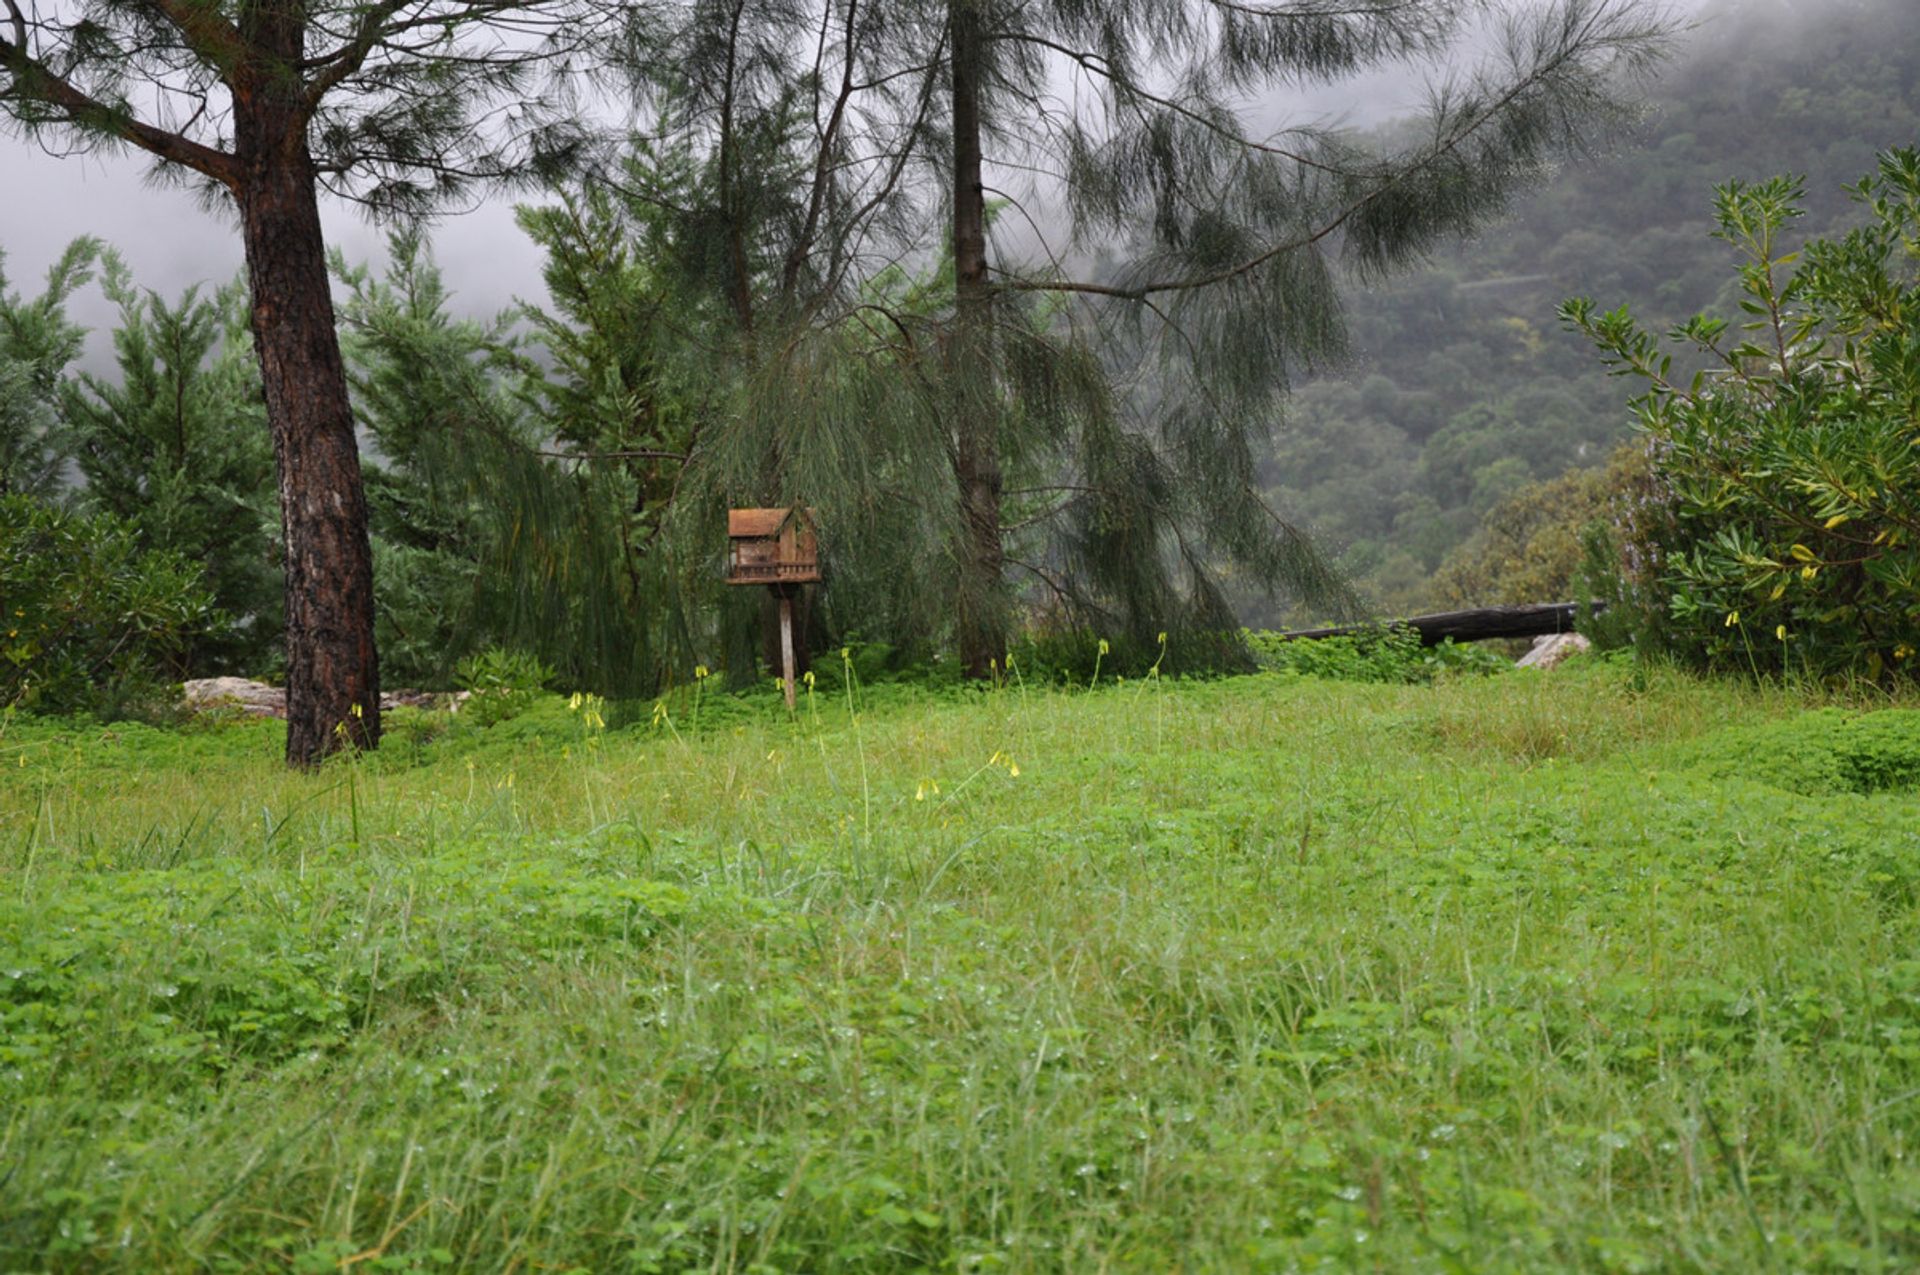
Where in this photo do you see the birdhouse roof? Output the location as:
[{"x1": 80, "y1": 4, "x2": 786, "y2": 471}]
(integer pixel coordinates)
[{"x1": 728, "y1": 507, "x2": 814, "y2": 538}]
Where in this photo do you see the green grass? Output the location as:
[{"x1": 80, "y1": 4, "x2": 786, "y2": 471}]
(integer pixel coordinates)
[{"x1": 3, "y1": 663, "x2": 1919, "y2": 1272}]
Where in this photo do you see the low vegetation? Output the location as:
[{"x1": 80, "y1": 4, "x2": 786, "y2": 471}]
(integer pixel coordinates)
[{"x1": 5, "y1": 658, "x2": 1917, "y2": 1270}]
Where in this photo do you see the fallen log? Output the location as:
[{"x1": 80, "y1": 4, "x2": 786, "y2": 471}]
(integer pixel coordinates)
[{"x1": 1280, "y1": 602, "x2": 1602, "y2": 647}]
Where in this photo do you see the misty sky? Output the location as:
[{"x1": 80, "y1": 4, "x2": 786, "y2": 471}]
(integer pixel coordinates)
[{"x1": 1, "y1": 0, "x2": 1728, "y2": 344}]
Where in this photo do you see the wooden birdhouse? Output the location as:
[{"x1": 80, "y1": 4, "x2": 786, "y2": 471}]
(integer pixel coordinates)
[
  {"x1": 726, "y1": 506, "x2": 821, "y2": 708},
  {"x1": 726, "y1": 507, "x2": 821, "y2": 587}
]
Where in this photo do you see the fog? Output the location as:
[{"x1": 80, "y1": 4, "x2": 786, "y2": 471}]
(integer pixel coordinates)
[{"x1": 0, "y1": 0, "x2": 1852, "y2": 349}]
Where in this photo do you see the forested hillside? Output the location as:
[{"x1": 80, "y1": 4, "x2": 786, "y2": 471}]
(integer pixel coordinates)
[{"x1": 1254, "y1": 0, "x2": 1920, "y2": 621}]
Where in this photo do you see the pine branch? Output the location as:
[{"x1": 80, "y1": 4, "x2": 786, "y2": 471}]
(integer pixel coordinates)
[
  {"x1": 141, "y1": 0, "x2": 250, "y2": 76},
  {"x1": 987, "y1": 31, "x2": 1343, "y2": 175},
  {"x1": 303, "y1": 0, "x2": 417, "y2": 108},
  {"x1": 0, "y1": 23, "x2": 237, "y2": 183}
]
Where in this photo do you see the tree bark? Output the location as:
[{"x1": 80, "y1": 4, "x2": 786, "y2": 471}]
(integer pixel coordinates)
[
  {"x1": 949, "y1": 0, "x2": 1005, "y2": 679},
  {"x1": 233, "y1": 75, "x2": 381, "y2": 764}
]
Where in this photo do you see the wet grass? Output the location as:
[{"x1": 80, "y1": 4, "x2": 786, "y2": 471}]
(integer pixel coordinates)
[{"x1": 2, "y1": 662, "x2": 1918, "y2": 1271}]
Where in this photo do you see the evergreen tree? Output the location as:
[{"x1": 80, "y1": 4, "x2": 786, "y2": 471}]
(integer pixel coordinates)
[
  {"x1": 515, "y1": 162, "x2": 709, "y2": 560},
  {"x1": 514, "y1": 151, "x2": 770, "y2": 686},
  {"x1": 0, "y1": 239, "x2": 96, "y2": 499},
  {"x1": 337, "y1": 232, "x2": 532, "y2": 686},
  {"x1": 337, "y1": 231, "x2": 672, "y2": 696},
  {"x1": 1, "y1": 0, "x2": 615, "y2": 762},
  {"x1": 65, "y1": 258, "x2": 280, "y2": 673},
  {"x1": 596, "y1": 0, "x2": 1673, "y2": 675}
]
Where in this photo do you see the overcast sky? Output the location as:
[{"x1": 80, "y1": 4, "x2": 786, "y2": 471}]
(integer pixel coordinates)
[{"x1": 1, "y1": 0, "x2": 1731, "y2": 343}]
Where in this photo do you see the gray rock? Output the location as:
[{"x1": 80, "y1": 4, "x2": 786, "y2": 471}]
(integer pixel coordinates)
[
  {"x1": 182, "y1": 677, "x2": 286, "y2": 717},
  {"x1": 182, "y1": 678, "x2": 466, "y2": 718},
  {"x1": 1516, "y1": 632, "x2": 1592, "y2": 670}
]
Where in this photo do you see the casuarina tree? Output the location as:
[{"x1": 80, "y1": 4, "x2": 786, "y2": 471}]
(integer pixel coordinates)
[
  {"x1": 597, "y1": 0, "x2": 1673, "y2": 677},
  {"x1": 1, "y1": 0, "x2": 613, "y2": 762}
]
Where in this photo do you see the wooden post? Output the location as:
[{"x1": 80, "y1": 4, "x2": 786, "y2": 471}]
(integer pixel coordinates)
[{"x1": 778, "y1": 588, "x2": 797, "y2": 709}]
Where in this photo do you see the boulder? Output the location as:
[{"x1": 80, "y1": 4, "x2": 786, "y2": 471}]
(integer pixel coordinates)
[
  {"x1": 182, "y1": 679, "x2": 466, "y2": 718},
  {"x1": 1516, "y1": 632, "x2": 1592, "y2": 670},
  {"x1": 182, "y1": 677, "x2": 286, "y2": 717}
]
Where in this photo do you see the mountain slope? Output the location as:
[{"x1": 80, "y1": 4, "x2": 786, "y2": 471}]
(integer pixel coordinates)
[{"x1": 1254, "y1": 0, "x2": 1920, "y2": 621}]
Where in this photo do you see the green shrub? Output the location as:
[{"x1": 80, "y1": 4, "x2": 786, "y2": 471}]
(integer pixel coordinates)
[
  {"x1": 0, "y1": 495, "x2": 225, "y2": 716},
  {"x1": 1563, "y1": 147, "x2": 1920, "y2": 682},
  {"x1": 453, "y1": 645, "x2": 555, "y2": 726},
  {"x1": 1245, "y1": 624, "x2": 1509, "y2": 684}
]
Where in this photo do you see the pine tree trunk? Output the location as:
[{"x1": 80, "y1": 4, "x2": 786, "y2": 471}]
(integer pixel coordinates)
[
  {"x1": 950, "y1": 0, "x2": 1005, "y2": 680},
  {"x1": 234, "y1": 89, "x2": 381, "y2": 766}
]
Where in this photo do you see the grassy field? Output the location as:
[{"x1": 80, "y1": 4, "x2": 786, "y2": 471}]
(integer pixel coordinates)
[{"x1": 3, "y1": 660, "x2": 1919, "y2": 1272}]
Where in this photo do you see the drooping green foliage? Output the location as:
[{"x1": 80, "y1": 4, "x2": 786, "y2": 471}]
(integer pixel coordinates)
[
  {"x1": 0, "y1": 496, "x2": 224, "y2": 716},
  {"x1": 514, "y1": 169, "x2": 707, "y2": 549},
  {"x1": 538, "y1": 0, "x2": 1672, "y2": 680},
  {"x1": 336, "y1": 233, "x2": 681, "y2": 697},
  {"x1": 1564, "y1": 147, "x2": 1920, "y2": 683},
  {"x1": 511, "y1": 173, "x2": 755, "y2": 686}
]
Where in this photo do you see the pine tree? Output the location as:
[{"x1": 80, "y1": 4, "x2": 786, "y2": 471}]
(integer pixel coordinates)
[
  {"x1": 336, "y1": 230, "x2": 676, "y2": 697},
  {"x1": 1, "y1": 0, "x2": 613, "y2": 761}
]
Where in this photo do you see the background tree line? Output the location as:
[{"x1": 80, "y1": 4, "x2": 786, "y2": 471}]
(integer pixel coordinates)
[{"x1": 3, "y1": 0, "x2": 1672, "y2": 754}]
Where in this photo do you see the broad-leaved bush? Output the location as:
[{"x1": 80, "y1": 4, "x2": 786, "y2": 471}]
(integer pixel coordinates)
[
  {"x1": 0, "y1": 495, "x2": 225, "y2": 716},
  {"x1": 1563, "y1": 147, "x2": 1920, "y2": 682}
]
